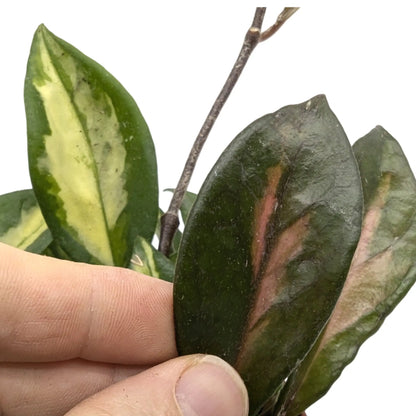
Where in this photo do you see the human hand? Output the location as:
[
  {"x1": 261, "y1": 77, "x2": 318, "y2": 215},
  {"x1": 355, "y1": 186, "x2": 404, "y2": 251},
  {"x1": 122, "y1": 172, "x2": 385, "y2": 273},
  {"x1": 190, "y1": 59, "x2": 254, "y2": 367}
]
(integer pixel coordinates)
[{"x1": 0, "y1": 243, "x2": 248, "y2": 415}]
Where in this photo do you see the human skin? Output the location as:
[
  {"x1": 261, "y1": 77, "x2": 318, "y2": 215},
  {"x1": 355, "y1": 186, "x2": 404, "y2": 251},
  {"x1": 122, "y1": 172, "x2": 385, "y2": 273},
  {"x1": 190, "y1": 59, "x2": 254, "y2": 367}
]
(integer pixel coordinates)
[{"x1": 0, "y1": 243, "x2": 248, "y2": 416}]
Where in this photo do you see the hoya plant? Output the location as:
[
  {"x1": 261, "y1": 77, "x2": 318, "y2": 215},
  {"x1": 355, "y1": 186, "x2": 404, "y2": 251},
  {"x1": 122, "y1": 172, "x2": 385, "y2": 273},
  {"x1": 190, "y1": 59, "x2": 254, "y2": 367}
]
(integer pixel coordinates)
[{"x1": 1, "y1": 7, "x2": 415, "y2": 416}]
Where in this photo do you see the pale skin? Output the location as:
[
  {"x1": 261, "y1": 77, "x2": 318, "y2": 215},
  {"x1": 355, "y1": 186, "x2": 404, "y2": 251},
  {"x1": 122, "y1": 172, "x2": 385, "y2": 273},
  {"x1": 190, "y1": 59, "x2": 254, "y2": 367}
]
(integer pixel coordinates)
[{"x1": 0, "y1": 242, "x2": 248, "y2": 416}]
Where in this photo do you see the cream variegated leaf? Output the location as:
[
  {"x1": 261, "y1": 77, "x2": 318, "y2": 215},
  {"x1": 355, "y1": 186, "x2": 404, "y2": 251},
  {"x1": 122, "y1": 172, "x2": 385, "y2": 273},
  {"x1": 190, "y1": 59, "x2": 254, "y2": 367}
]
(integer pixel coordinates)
[
  {"x1": 0, "y1": 189, "x2": 52, "y2": 253},
  {"x1": 25, "y1": 25, "x2": 158, "y2": 266},
  {"x1": 129, "y1": 235, "x2": 174, "y2": 282}
]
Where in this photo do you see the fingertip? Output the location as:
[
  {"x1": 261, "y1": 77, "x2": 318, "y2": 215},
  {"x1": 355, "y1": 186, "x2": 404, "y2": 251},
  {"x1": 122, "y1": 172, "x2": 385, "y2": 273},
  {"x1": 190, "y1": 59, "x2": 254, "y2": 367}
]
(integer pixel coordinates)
[
  {"x1": 175, "y1": 355, "x2": 249, "y2": 416},
  {"x1": 63, "y1": 354, "x2": 248, "y2": 416}
]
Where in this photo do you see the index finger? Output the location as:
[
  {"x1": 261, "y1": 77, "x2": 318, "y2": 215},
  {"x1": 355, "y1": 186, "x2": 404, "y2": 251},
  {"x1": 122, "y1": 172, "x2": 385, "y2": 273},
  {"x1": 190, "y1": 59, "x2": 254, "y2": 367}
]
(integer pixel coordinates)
[{"x1": 0, "y1": 243, "x2": 177, "y2": 364}]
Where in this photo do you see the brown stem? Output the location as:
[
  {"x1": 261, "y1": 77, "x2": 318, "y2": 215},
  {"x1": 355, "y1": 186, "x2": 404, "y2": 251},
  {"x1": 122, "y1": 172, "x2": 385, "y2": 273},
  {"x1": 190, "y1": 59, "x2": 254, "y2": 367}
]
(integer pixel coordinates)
[
  {"x1": 260, "y1": 7, "x2": 300, "y2": 42},
  {"x1": 158, "y1": 7, "x2": 299, "y2": 256}
]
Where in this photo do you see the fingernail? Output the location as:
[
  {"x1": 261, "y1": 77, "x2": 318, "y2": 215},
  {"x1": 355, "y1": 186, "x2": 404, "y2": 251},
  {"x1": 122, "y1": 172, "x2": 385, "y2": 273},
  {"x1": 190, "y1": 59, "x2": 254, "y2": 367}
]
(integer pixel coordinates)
[{"x1": 175, "y1": 355, "x2": 249, "y2": 416}]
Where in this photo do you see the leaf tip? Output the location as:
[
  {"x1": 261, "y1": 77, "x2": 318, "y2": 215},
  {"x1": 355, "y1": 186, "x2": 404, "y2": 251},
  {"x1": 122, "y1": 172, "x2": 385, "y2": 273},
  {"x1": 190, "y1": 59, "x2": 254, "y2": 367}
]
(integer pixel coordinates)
[
  {"x1": 303, "y1": 94, "x2": 329, "y2": 113},
  {"x1": 34, "y1": 23, "x2": 49, "y2": 37}
]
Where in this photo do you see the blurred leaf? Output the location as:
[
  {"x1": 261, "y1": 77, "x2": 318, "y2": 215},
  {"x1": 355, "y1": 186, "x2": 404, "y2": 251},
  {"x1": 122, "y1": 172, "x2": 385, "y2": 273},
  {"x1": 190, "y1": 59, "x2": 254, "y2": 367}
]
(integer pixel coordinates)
[
  {"x1": 179, "y1": 190, "x2": 197, "y2": 223},
  {"x1": 25, "y1": 24, "x2": 158, "y2": 266},
  {"x1": 174, "y1": 95, "x2": 363, "y2": 415},
  {"x1": 43, "y1": 240, "x2": 74, "y2": 260},
  {"x1": 129, "y1": 235, "x2": 174, "y2": 282},
  {"x1": 0, "y1": 189, "x2": 52, "y2": 253},
  {"x1": 276, "y1": 126, "x2": 416, "y2": 416},
  {"x1": 156, "y1": 190, "x2": 197, "y2": 260},
  {"x1": 164, "y1": 189, "x2": 198, "y2": 224}
]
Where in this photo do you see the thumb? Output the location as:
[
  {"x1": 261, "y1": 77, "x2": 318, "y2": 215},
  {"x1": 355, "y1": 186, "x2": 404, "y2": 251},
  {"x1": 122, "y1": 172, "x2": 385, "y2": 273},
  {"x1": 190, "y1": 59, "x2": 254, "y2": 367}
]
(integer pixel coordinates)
[{"x1": 64, "y1": 354, "x2": 249, "y2": 416}]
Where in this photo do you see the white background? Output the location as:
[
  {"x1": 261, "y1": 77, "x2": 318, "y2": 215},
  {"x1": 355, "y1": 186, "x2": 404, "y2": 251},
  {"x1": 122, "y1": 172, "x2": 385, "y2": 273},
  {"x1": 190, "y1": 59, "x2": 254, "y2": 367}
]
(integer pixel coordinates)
[{"x1": 0, "y1": 1, "x2": 415, "y2": 414}]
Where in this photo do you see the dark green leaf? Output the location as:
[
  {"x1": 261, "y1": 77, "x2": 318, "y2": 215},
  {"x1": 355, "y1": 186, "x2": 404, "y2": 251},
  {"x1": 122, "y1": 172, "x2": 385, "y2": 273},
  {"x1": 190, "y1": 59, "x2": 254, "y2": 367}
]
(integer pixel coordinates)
[
  {"x1": 174, "y1": 95, "x2": 363, "y2": 414},
  {"x1": 25, "y1": 24, "x2": 158, "y2": 266},
  {"x1": 277, "y1": 126, "x2": 416, "y2": 416},
  {"x1": 129, "y1": 235, "x2": 174, "y2": 282},
  {"x1": 0, "y1": 189, "x2": 52, "y2": 253}
]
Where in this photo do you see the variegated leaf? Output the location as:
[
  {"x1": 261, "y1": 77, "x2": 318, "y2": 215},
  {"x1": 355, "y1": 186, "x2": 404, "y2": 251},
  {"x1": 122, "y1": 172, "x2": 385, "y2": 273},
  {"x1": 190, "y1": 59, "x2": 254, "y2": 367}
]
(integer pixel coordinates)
[
  {"x1": 25, "y1": 25, "x2": 158, "y2": 266},
  {"x1": 0, "y1": 189, "x2": 52, "y2": 253},
  {"x1": 129, "y1": 235, "x2": 174, "y2": 282},
  {"x1": 174, "y1": 95, "x2": 363, "y2": 415},
  {"x1": 276, "y1": 126, "x2": 416, "y2": 416}
]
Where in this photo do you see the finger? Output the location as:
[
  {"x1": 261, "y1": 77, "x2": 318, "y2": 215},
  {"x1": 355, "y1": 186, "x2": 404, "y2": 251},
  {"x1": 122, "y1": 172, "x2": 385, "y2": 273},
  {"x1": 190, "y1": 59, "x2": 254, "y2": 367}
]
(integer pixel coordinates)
[
  {"x1": 0, "y1": 359, "x2": 145, "y2": 416},
  {"x1": 0, "y1": 243, "x2": 176, "y2": 364},
  {"x1": 65, "y1": 354, "x2": 249, "y2": 416}
]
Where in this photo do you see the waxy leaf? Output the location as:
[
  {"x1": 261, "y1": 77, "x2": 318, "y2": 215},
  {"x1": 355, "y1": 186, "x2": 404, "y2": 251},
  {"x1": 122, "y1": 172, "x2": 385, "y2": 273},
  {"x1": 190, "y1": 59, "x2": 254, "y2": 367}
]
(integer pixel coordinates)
[
  {"x1": 174, "y1": 95, "x2": 363, "y2": 414},
  {"x1": 129, "y1": 235, "x2": 174, "y2": 282},
  {"x1": 276, "y1": 126, "x2": 416, "y2": 416},
  {"x1": 0, "y1": 189, "x2": 52, "y2": 253},
  {"x1": 25, "y1": 25, "x2": 158, "y2": 266}
]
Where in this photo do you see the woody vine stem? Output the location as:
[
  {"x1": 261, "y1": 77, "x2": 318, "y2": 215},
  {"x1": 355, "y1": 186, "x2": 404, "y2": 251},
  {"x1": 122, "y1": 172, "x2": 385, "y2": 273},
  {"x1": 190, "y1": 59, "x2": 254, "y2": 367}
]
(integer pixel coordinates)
[{"x1": 158, "y1": 7, "x2": 299, "y2": 255}]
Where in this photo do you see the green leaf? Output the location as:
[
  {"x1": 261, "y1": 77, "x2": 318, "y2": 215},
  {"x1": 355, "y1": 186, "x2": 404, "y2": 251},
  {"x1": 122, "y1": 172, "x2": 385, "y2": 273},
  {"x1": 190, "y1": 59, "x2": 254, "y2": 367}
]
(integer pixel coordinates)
[
  {"x1": 0, "y1": 189, "x2": 52, "y2": 253},
  {"x1": 179, "y1": 190, "x2": 197, "y2": 224},
  {"x1": 25, "y1": 24, "x2": 158, "y2": 267},
  {"x1": 173, "y1": 95, "x2": 363, "y2": 415},
  {"x1": 276, "y1": 126, "x2": 416, "y2": 416},
  {"x1": 43, "y1": 240, "x2": 74, "y2": 260},
  {"x1": 129, "y1": 235, "x2": 174, "y2": 282}
]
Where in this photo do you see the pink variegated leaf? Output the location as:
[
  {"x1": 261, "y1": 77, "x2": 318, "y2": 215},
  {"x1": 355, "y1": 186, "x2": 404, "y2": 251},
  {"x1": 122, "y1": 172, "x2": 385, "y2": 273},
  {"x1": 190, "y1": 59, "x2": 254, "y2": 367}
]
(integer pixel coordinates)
[{"x1": 174, "y1": 95, "x2": 363, "y2": 415}]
